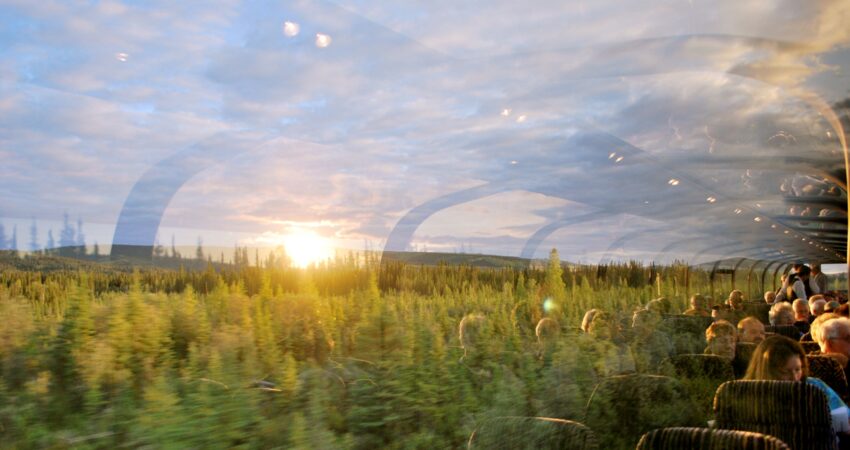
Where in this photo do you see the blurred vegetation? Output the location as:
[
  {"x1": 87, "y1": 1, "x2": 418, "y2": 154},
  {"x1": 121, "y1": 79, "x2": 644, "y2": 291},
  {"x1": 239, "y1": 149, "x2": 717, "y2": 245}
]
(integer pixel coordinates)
[{"x1": 0, "y1": 249, "x2": 762, "y2": 449}]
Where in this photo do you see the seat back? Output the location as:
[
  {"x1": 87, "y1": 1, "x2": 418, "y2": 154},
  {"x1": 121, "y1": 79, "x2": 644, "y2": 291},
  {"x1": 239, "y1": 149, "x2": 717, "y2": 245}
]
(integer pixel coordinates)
[
  {"x1": 584, "y1": 374, "x2": 700, "y2": 449},
  {"x1": 636, "y1": 427, "x2": 790, "y2": 450},
  {"x1": 467, "y1": 417, "x2": 598, "y2": 450},
  {"x1": 764, "y1": 325, "x2": 802, "y2": 341},
  {"x1": 713, "y1": 380, "x2": 836, "y2": 450},
  {"x1": 808, "y1": 355, "x2": 850, "y2": 402}
]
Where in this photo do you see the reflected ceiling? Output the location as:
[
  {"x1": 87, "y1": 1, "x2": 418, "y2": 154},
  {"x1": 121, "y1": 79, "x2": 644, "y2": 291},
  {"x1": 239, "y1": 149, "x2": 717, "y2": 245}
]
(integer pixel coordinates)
[{"x1": 1, "y1": 0, "x2": 849, "y2": 266}]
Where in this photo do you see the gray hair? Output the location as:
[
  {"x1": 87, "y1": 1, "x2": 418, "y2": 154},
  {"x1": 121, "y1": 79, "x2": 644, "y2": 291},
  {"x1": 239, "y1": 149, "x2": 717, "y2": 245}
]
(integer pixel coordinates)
[
  {"x1": 769, "y1": 302, "x2": 794, "y2": 326},
  {"x1": 822, "y1": 317, "x2": 850, "y2": 342},
  {"x1": 811, "y1": 299, "x2": 827, "y2": 316},
  {"x1": 811, "y1": 313, "x2": 841, "y2": 345}
]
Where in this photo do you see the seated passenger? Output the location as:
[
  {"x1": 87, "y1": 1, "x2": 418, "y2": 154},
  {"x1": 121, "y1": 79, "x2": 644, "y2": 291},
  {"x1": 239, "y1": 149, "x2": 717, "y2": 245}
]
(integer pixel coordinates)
[
  {"x1": 769, "y1": 302, "x2": 795, "y2": 327},
  {"x1": 582, "y1": 310, "x2": 636, "y2": 376},
  {"x1": 630, "y1": 308, "x2": 672, "y2": 373},
  {"x1": 764, "y1": 291, "x2": 777, "y2": 304},
  {"x1": 683, "y1": 293, "x2": 710, "y2": 317},
  {"x1": 712, "y1": 304, "x2": 734, "y2": 323},
  {"x1": 814, "y1": 315, "x2": 850, "y2": 384},
  {"x1": 812, "y1": 298, "x2": 828, "y2": 323},
  {"x1": 793, "y1": 299, "x2": 811, "y2": 334},
  {"x1": 535, "y1": 317, "x2": 560, "y2": 360},
  {"x1": 743, "y1": 335, "x2": 850, "y2": 436},
  {"x1": 705, "y1": 320, "x2": 737, "y2": 362},
  {"x1": 737, "y1": 316, "x2": 766, "y2": 345},
  {"x1": 581, "y1": 309, "x2": 599, "y2": 334}
]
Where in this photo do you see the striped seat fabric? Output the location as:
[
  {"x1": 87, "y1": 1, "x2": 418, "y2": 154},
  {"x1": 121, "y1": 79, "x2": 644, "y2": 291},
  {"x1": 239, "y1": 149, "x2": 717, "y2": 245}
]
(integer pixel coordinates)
[
  {"x1": 713, "y1": 380, "x2": 836, "y2": 450},
  {"x1": 808, "y1": 355, "x2": 850, "y2": 403},
  {"x1": 467, "y1": 417, "x2": 598, "y2": 450},
  {"x1": 636, "y1": 427, "x2": 790, "y2": 450}
]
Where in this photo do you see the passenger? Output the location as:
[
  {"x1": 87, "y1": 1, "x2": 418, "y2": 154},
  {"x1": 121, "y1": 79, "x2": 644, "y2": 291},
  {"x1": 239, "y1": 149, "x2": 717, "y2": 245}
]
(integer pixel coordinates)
[
  {"x1": 727, "y1": 290, "x2": 745, "y2": 311},
  {"x1": 535, "y1": 317, "x2": 560, "y2": 359},
  {"x1": 812, "y1": 263, "x2": 829, "y2": 294},
  {"x1": 807, "y1": 313, "x2": 840, "y2": 348},
  {"x1": 826, "y1": 301, "x2": 841, "y2": 314},
  {"x1": 581, "y1": 309, "x2": 599, "y2": 334},
  {"x1": 764, "y1": 291, "x2": 777, "y2": 304},
  {"x1": 816, "y1": 316, "x2": 850, "y2": 384},
  {"x1": 775, "y1": 265, "x2": 815, "y2": 302},
  {"x1": 630, "y1": 308, "x2": 672, "y2": 373},
  {"x1": 705, "y1": 320, "x2": 737, "y2": 362},
  {"x1": 743, "y1": 335, "x2": 850, "y2": 436},
  {"x1": 683, "y1": 294, "x2": 711, "y2": 317},
  {"x1": 583, "y1": 310, "x2": 636, "y2": 376},
  {"x1": 769, "y1": 302, "x2": 795, "y2": 327},
  {"x1": 812, "y1": 298, "x2": 828, "y2": 321},
  {"x1": 646, "y1": 297, "x2": 673, "y2": 315},
  {"x1": 837, "y1": 304, "x2": 850, "y2": 318},
  {"x1": 793, "y1": 299, "x2": 811, "y2": 334},
  {"x1": 712, "y1": 304, "x2": 734, "y2": 323},
  {"x1": 737, "y1": 316, "x2": 766, "y2": 345},
  {"x1": 459, "y1": 314, "x2": 487, "y2": 363}
]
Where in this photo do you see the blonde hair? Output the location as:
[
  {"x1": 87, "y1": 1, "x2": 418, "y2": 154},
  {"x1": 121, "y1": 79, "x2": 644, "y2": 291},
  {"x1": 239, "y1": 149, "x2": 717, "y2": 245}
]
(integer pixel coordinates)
[{"x1": 706, "y1": 320, "x2": 737, "y2": 341}]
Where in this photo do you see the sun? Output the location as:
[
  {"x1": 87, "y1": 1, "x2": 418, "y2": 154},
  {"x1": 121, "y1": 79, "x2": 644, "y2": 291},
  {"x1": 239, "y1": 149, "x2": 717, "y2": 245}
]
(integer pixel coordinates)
[{"x1": 282, "y1": 229, "x2": 334, "y2": 268}]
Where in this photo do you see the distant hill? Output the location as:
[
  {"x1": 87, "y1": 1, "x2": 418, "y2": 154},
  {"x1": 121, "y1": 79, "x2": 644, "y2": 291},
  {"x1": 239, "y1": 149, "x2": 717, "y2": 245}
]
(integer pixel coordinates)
[{"x1": 380, "y1": 251, "x2": 538, "y2": 269}]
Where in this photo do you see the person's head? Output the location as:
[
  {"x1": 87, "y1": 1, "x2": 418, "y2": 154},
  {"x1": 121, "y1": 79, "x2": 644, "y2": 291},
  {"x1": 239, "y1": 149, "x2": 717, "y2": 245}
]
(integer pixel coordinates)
[
  {"x1": 810, "y1": 313, "x2": 840, "y2": 350},
  {"x1": 797, "y1": 265, "x2": 812, "y2": 280},
  {"x1": 764, "y1": 291, "x2": 776, "y2": 304},
  {"x1": 826, "y1": 301, "x2": 840, "y2": 314},
  {"x1": 581, "y1": 309, "x2": 599, "y2": 333},
  {"x1": 737, "y1": 316, "x2": 766, "y2": 344},
  {"x1": 837, "y1": 304, "x2": 850, "y2": 318},
  {"x1": 587, "y1": 310, "x2": 617, "y2": 341},
  {"x1": 792, "y1": 299, "x2": 810, "y2": 321},
  {"x1": 690, "y1": 294, "x2": 707, "y2": 311},
  {"x1": 646, "y1": 298, "x2": 670, "y2": 315},
  {"x1": 706, "y1": 320, "x2": 737, "y2": 361},
  {"x1": 812, "y1": 263, "x2": 822, "y2": 274},
  {"x1": 459, "y1": 314, "x2": 487, "y2": 355},
  {"x1": 632, "y1": 308, "x2": 662, "y2": 333},
  {"x1": 727, "y1": 290, "x2": 744, "y2": 310},
  {"x1": 811, "y1": 299, "x2": 827, "y2": 317},
  {"x1": 821, "y1": 317, "x2": 850, "y2": 358},
  {"x1": 768, "y1": 302, "x2": 795, "y2": 326},
  {"x1": 535, "y1": 318, "x2": 560, "y2": 346},
  {"x1": 711, "y1": 304, "x2": 733, "y2": 322},
  {"x1": 744, "y1": 335, "x2": 808, "y2": 382}
]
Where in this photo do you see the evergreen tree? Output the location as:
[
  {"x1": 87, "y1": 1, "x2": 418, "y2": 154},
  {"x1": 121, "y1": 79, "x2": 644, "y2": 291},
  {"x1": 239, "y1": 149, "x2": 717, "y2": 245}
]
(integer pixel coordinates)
[
  {"x1": 76, "y1": 218, "x2": 86, "y2": 256},
  {"x1": 47, "y1": 228, "x2": 56, "y2": 254},
  {"x1": 59, "y1": 213, "x2": 76, "y2": 257},
  {"x1": 543, "y1": 248, "x2": 567, "y2": 303},
  {"x1": 9, "y1": 225, "x2": 17, "y2": 256},
  {"x1": 29, "y1": 218, "x2": 39, "y2": 253},
  {"x1": 93, "y1": 241, "x2": 100, "y2": 257},
  {"x1": 0, "y1": 223, "x2": 6, "y2": 250},
  {"x1": 196, "y1": 237, "x2": 204, "y2": 261}
]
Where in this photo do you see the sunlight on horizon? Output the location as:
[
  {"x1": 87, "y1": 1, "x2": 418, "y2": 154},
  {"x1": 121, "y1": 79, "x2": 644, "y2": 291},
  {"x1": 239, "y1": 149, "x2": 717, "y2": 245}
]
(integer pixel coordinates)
[{"x1": 279, "y1": 229, "x2": 335, "y2": 268}]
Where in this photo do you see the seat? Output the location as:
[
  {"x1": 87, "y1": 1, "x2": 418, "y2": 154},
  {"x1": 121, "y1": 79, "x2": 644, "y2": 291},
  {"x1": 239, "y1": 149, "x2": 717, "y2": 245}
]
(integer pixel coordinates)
[
  {"x1": 713, "y1": 380, "x2": 837, "y2": 450},
  {"x1": 764, "y1": 325, "x2": 802, "y2": 340},
  {"x1": 733, "y1": 342, "x2": 756, "y2": 378},
  {"x1": 467, "y1": 417, "x2": 598, "y2": 450},
  {"x1": 584, "y1": 374, "x2": 701, "y2": 449},
  {"x1": 809, "y1": 355, "x2": 850, "y2": 403},
  {"x1": 636, "y1": 427, "x2": 790, "y2": 450}
]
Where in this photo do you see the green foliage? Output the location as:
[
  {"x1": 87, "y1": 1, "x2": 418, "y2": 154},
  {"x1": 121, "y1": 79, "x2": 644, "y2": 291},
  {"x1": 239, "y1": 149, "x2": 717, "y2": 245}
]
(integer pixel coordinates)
[{"x1": 0, "y1": 252, "x2": 724, "y2": 449}]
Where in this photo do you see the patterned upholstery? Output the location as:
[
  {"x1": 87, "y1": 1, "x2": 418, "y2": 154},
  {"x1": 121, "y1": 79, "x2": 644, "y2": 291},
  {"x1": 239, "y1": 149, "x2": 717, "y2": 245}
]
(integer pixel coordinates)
[
  {"x1": 467, "y1": 417, "x2": 598, "y2": 450},
  {"x1": 636, "y1": 427, "x2": 790, "y2": 450},
  {"x1": 713, "y1": 380, "x2": 837, "y2": 450},
  {"x1": 668, "y1": 354, "x2": 734, "y2": 381},
  {"x1": 808, "y1": 355, "x2": 850, "y2": 402},
  {"x1": 764, "y1": 325, "x2": 803, "y2": 341},
  {"x1": 802, "y1": 341, "x2": 821, "y2": 354},
  {"x1": 584, "y1": 374, "x2": 700, "y2": 449}
]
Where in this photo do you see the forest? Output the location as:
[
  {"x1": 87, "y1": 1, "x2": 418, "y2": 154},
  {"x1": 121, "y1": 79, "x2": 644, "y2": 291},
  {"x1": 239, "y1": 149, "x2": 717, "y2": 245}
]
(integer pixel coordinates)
[{"x1": 0, "y1": 249, "x2": 753, "y2": 448}]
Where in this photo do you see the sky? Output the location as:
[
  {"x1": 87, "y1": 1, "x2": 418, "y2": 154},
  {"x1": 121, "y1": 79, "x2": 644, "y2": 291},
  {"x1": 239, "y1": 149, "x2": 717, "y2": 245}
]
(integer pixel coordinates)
[{"x1": 1, "y1": 0, "x2": 849, "y2": 265}]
